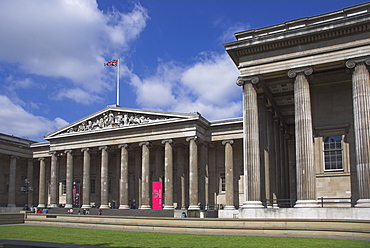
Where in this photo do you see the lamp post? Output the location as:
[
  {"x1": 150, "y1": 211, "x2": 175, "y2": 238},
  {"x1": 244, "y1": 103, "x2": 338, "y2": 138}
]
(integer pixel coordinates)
[{"x1": 21, "y1": 179, "x2": 33, "y2": 210}]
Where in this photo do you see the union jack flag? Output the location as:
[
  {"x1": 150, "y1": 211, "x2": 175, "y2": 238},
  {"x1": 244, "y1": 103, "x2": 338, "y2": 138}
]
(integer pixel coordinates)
[{"x1": 104, "y1": 60, "x2": 118, "y2": 66}]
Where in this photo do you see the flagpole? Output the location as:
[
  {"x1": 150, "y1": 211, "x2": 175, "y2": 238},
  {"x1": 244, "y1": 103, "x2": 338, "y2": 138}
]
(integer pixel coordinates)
[{"x1": 116, "y1": 58, "x2": 120, "y2": 106}]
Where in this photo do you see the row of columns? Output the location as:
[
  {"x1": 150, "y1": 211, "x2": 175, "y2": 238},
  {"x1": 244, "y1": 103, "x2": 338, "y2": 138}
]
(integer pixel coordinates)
[
  {"x1": 237, "y1": 57, "x2": 370, "y2": 208},
  {"x1": 36, "y1": 137, "x2": 238, "y2": 210},
  {"x1": 8, "y1": 157, "x2": 35, "y2": 207}
]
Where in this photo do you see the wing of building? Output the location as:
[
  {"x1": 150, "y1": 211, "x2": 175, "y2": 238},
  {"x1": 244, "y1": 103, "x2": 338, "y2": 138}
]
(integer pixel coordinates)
[{"x1": 1, "y1": 2, "x2": 369, "y2": 219}]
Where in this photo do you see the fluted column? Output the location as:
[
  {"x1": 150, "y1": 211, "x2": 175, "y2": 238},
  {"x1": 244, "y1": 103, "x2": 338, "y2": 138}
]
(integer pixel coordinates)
[
  {"x1": 81, "y1": 148, "x2": 91, "y2": 209},
  {"x1": 7, "y1": 156, "x2": 18, "y2": 207},
  {"x1": 346, "y1": 58, "x2": 370, "y2": 207},
  {"x1": 288, "y1": 67, "x2": 317, "y2": 207},
  {"x1": 64, "y1": 150, "x2": 74, "y2": 209},
  {"x1": 200, "y1": 143, "x2": 209, "y2": 209},
  {"x1": 222, "y1": 140, "x2": 235, "y2": 210},
  {"x1": 162, "y1": 139, "x2": 174, "y2": 210},
  {"x1": 186, "y1": 136, "x2": 200, "y2": 210},
  {"x1": 237, "y1": 76, "x2": 263, "y2": 208},
  {"x1": 99, "y1": 146, "x2": 110, "y2": 209},
  {"x1": 139, "y1": 142, "x2": 151, "y2": 209},
  {"x1": 49, "y1": 151, "x2": 58, "y2": 208},
  {"x1": 258, "y1": 94, "x2": 268, "y2": 206},
  {"x1": 118, "y1": 144, "x2": 130, "y2": 209},
  {"x1": 27, "y1": 159, "x2": 34, "y2": 207},
  {"x1": 37, "y1": 158, "x2": 46, "y2": 208}
]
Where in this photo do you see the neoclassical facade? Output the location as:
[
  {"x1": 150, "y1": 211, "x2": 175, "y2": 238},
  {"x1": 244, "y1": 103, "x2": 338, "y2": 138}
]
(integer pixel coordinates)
[
  {"x1": 224, "y1": 2, "x2": 370, "y2": 215},
  {"x1": 0, "y1": 3, "x2": 369, "y2": 218}
]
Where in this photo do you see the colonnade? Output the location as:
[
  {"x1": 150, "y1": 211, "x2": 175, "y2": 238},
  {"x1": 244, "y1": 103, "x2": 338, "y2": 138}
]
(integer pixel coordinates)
[
  {"x1": 237, "y1": 58, "x2": 370, "y2": 208},
  {"x1": 35, "y1": 136, "x2": 238, "y2": 210},
  {"x1": 5, "y1": 156, "x2": 35, "y2": 207}
]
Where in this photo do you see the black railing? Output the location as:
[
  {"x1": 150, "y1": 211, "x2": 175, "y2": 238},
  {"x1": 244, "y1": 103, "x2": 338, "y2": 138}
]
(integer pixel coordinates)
[
  {"x1": 262, "y1": 199, "x2": 296, "y2": 208},
  {"x1": 317, "y1": 197, "x2": 354, "y2": 207}
]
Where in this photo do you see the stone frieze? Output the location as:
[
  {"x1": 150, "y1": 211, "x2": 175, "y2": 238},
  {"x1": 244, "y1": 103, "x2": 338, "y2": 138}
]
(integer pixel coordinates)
[{"x1": 64, "y1": 111, "x2": 169, "y2": 134}]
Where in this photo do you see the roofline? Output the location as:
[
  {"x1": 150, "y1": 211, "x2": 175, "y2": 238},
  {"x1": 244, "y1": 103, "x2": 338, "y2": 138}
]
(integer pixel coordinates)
[
  {"x1": 0, "y1": 132, "x2": 37, "y2": 146},
  {"x1": 224, "y1": 2, "x2": 370, "y2": 65}
]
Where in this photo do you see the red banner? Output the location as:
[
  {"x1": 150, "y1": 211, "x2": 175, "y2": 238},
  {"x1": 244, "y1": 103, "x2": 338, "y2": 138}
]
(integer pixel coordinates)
[{"x1": 152, "y1": 181, "x2": 162, "y2": 210}]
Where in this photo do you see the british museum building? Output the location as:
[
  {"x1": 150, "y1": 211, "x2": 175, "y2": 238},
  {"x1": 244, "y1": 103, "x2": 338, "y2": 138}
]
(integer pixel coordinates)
[{"x1": 1, "y1": 2, "x2": 369, "y2": 219}]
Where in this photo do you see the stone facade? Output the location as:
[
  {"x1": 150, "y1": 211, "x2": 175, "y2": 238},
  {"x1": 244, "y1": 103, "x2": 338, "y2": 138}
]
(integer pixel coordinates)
[
  {"x1": 224, "y1": 2, "x2": 370, "y2": 212},
  {"x1": 0, "y1": 2, "x2": 369, "y2": 219}
]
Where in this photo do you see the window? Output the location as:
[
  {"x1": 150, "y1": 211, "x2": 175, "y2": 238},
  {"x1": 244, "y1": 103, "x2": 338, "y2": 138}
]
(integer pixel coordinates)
[
  {"x1": 61, "y1": 180, "x2": 66, "y2": 195},
  {"x1": 323, "y1": 135, "x2": 343, "y2": 171},
  {"x1": 220, "y1": 173, "x2": 226, "y2": 192}
]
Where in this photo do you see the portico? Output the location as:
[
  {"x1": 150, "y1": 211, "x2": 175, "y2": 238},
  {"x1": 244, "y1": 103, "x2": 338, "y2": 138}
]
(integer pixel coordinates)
[
  {"x1": 28, "y1": 107, "x2": 244, "y2": 212},
  {"x1": 224, "y1": 2, "x2": 370, "y2": 217}
]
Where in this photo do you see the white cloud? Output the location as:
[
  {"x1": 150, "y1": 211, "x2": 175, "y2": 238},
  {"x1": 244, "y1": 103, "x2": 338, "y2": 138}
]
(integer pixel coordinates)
[
  {"x1": 181, "y1": 52, "x2": 240, "y2": 106},
  {"x1": 0, "y1": 0, "x2": 148, "y2": 102},
  {"x1": 0, "y1": 95, "x2": 68, "y2": 141},
  {"x1": 55, "y1": 88, "x2": 103, "y2": 105},
  {"x1": 128, "y1": 52, "x2": 242, "y2": 120}
]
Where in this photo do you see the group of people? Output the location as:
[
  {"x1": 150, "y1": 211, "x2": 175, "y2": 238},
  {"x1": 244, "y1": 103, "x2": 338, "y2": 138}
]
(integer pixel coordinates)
[
  {"x1": 68, "y1": 208, "x2": 90, "y2": 215},
  {"x1": 29, "y1": 206, "x2": 47, "y2": 214}
]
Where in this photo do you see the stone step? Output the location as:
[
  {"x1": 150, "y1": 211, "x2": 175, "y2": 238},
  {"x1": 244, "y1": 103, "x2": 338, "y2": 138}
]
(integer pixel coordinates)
[{"x1": 45, "y1": 208, "x2": 174, "y2": 217}]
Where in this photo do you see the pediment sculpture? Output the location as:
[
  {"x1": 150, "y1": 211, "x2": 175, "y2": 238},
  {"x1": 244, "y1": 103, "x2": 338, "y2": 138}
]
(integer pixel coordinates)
[{"x1": 64, "y1": 111, "x2": 169, "y2": 134}]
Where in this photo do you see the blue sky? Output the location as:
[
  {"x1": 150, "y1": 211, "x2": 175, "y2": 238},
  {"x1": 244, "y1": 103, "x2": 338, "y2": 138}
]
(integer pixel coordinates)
[{"x1": 0, "y1": 0, "x2": 366, "y2": 142}]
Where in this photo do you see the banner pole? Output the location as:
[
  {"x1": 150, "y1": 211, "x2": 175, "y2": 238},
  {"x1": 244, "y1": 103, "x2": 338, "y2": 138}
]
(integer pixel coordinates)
[{"x1": 116, "y1": 58, "x2": 120, "y2": 106}]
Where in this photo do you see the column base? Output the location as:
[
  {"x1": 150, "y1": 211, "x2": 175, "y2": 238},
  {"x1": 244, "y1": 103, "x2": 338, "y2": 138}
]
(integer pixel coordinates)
[
  {"x1": 355, "y1": 199, "x2": 370, "y2": 208},
  {"x1": 37, "y1": 204, "x2": 46, "y2": 208},
  {"x1": 6, "y1": 204, "x2": 16, "y2": 207},
  {"x1": 139, "y1": 205, "x2": 151, "y2": 210},
  {"x1": 64, "y1": 204, "x2": 73, "y2": 209},
  {"x1": 163, "y1": 205, "x2": 174, "y2": 210},
  {"x1": 48, "y1": 204, "x2": 58, "y2": 208},
  {"x1": 188, "y1": 205, "x2": 200, "y2": 210},
  {"x1": 119, "y1": 205, "x2": 130, "y2": 210},
  {"x1": 81, "y1": 204, "x2": 91, "y2": 209},
  {"x1": 295, "y1": 200, "x2": 319, "y2": 208},
  {"x1": 99, "y1": 204, "x2": 110, "y2": 209},
  {"x1": 241, "y1": 201, "x2": 264, "y2": 208},
  {"x1": 224, "y1": 205, "x2": 236, "y2": 210}
]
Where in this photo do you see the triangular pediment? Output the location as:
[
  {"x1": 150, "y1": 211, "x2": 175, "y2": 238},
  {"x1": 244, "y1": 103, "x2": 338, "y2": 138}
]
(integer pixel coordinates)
[{"x1": 45, "y1": 105, "x2": 200, "y2": 139}]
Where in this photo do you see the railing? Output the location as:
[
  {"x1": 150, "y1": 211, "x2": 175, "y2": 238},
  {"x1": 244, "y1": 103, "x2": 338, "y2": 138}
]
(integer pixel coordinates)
[
  {"x1": 262, "y1": 199, "x2": 296, "y2": 208},
  {"x1": 317, "y1": 197, "x2": 354, "y2": 207},
  {"x1": 208, "y1": 198, "x2": 354, "y2": 210}
]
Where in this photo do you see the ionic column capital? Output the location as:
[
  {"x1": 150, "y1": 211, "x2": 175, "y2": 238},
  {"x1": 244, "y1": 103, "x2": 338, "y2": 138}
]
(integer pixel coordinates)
[
  {"x1": 118, "y1": 143, "x2": 130, "y2": 149},
  {"x1": 186, "y1": 136, "x2": 198, "y2": 142},
  {"x1": 38, "y1": 157, "x2": 45, "y2": 161},
  {"x1": 346, "y1": 57, "x2": 370, "y2": 69},
  {"x1": 288, "y1": 67, "x2": 313, "y2": 79},
  {"x1": 236, "y1": 76, "x2": 259, "y2": 86},
  {"x1": 139, "y1": 141, "x2": 151, "y2": 147},
  {"x1": 81, "y1": 147, "x2": 91, "y2": 153},
  {"x1": 9, "y1": 155, "x2": 19, "y2": 160},
  {"x1": 161, "y1": 139, "x2": 174, "y2": 145},
  {"x1": 64, "y1": 149, "x2": 73, "y2": 155},
  {"x1": 98, "y1": 146, "x2": 109, "y2": 151},
  {"x1": 222, "y1": 139, "x2": 234, "y2": 146}
]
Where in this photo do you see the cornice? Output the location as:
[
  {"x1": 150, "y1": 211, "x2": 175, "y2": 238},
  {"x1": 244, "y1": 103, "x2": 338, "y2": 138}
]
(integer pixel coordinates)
[
  {"x1": 224, "y1": 2, "x2": 370, "y2": 60},
  {"x1": 231, "y1": 22, "x2": 370, "y2": 58}
]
